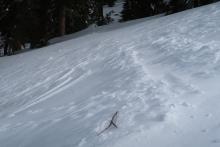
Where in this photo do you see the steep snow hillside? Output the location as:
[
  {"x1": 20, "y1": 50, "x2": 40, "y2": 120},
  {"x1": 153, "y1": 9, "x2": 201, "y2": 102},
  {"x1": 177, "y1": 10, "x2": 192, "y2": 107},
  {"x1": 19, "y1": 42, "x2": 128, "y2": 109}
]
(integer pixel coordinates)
[{"x1": 1, "y1": 3, "x2": 220, "y2": 147}]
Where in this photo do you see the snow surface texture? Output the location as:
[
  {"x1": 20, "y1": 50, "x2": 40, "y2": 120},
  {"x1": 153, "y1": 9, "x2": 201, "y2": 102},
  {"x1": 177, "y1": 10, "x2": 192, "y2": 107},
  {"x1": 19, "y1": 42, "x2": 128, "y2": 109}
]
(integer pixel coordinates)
[{"x1": 1, "y1": 2, "x2": 220, "y2": 147}]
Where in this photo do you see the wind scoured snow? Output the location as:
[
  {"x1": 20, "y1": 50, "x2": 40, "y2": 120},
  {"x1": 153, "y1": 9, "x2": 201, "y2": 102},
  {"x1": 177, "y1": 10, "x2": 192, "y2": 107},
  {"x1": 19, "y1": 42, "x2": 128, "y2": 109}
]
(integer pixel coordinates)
[{"x1": 1, "y1": 2, "x2": 220, "y2": 147}]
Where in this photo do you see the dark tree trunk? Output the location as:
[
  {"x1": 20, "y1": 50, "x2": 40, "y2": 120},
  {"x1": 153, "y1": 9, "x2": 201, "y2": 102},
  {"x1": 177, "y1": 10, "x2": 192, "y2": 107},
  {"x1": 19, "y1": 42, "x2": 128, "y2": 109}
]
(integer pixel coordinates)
[
  {"x1": 59, "y1": 5, "x2": 66, "y2": 36},
  {"x1": 98, "y1": 3, "x2": 104, "y2": 20},
  {"x1": 3, "y1": 43, "x2": 8, "y2": 56},
  {"x1": 194, "y1": 0, "x2": 200, "y2": 7},
  {"x1": 97, "y1": 1, "x2": 105, "y2": 25}
]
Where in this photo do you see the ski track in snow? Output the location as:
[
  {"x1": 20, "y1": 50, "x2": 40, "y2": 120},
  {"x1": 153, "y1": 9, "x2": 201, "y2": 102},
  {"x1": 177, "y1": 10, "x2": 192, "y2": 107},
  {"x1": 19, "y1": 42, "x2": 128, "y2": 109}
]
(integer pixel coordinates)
[{"x1": 1, "y1": 2, "x2": 220, "y2": 147}]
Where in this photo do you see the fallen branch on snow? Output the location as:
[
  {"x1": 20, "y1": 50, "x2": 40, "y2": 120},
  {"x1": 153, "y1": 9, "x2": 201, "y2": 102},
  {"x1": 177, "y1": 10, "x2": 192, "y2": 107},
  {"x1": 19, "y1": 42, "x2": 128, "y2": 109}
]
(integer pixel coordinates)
[{"x1": 97, "y1": 111, "x2": 119, "y2": 136}]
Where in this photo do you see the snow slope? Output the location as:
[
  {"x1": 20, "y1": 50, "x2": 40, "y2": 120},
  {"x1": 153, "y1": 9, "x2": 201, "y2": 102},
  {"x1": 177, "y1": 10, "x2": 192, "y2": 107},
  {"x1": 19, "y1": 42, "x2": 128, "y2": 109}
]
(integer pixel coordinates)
[{"x1": 1, "y1": 2, "x2": 220, "y2": 147}]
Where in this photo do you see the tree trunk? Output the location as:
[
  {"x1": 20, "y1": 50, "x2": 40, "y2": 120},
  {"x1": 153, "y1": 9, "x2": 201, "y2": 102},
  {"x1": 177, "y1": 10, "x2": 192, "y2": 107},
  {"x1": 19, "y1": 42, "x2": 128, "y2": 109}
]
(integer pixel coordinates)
[
  {"x1": 194, "y1": 0, "x2": 198, "y2": 7},
  {"x1": 3, "y1": 43, "x2": 8, "y2": 56},
  {"x1": 3, "y1": 36, "x2": 8, "y2": 56},
  {"x1": 194, "y1": 0, "x2": 200, "y2": 7},
  {"x1": 59, "y1": 5, "x2": 66, "y2": 36},
  {"x1": 97, "y1": 1, "x2": 105, "y2": 25},
  {"x1": 98, "y1": 3, "x2": 104, "y2": 20}
]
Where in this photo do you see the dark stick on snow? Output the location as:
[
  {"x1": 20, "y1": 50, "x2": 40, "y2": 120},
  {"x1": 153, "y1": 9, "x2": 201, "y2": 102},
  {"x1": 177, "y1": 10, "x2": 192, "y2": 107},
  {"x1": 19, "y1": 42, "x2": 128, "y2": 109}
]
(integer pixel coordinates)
[{"x1": 97, "y1": 111, "x2": 118, "y2": 136}]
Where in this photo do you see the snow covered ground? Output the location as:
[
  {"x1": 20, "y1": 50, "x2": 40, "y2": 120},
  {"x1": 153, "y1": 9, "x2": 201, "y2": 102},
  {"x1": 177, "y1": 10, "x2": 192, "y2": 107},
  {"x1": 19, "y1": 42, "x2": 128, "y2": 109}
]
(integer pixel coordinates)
[{"x1": 1, "y1": 2, "x2": 220, "y2": 147}]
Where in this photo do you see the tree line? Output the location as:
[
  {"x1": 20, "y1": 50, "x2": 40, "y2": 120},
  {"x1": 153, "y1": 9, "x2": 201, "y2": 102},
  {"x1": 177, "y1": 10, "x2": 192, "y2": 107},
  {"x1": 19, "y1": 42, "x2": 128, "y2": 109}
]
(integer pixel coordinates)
[
  {"x1": 121, "y1": 0, "x2": 219, "y2": 21},
  {"x1": 0, "y1": 0, "x2": 117, "y2": 56},
  {"x1": 0, "y1": 0, "x2": 219, "y2": 56}
]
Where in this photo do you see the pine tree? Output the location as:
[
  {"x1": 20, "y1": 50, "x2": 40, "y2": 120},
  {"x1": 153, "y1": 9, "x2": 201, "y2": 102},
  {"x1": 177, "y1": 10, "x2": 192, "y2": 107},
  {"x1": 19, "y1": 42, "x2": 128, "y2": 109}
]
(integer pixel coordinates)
[
  {"x1": 0, "y1": 0, "x2": 26, "y2": 55},
  {"x1": 121, "y1": 0, "x2": 166, "y2": 22},
  {"x1": 168, "y1": 0, "x2": 194, "y2": 13},
  {"x1": 0, "y1": 0, "x2": 94, "y2": 52},
  {"x1": 52, "y1": 0, "x2": 93, "y2": 35},
  {"x1": 105, "y1": 0, "x2": 117, "y2": 7},
  {"x1": 92, "y1": 0, "x2": 105, "y2": 25}
]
